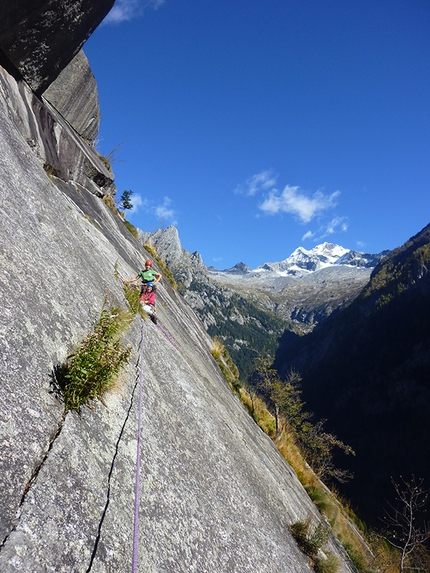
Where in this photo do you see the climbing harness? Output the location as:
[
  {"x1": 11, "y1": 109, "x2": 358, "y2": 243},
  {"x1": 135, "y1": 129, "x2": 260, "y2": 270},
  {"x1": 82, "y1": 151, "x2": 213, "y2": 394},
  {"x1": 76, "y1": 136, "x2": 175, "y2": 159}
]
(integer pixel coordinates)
[{"x1": 132, "y1": 319, "x2": 145, "y2": 573}]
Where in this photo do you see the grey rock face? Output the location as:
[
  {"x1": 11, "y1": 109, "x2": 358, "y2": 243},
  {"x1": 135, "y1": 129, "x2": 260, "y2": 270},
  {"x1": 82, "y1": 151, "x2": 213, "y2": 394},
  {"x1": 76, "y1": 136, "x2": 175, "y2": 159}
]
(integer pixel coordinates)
[
  {"x1": 0, "y1": 67, "x2": 114, "y2": 196},
  {"x1": 43, "y1": 50, "x2": 100, "y2": 142},
  {"x1": 223, "y1": 261, "x2": 252, "y2": 274},
  {"x1": 0, "y1": 65, "x2": 358, "y2": 572},
  {"x1": 139, "y1": 225, "x2": 185, "y2": 267},
  {"x1": 0, "y1": 0, "x2": 114, "y2": 93}
]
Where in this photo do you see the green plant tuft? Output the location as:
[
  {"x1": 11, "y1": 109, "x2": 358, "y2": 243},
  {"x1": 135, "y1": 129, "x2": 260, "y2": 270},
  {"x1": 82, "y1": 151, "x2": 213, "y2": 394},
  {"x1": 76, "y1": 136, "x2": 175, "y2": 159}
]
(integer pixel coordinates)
[
  {"x1": 305, "y1": 484, "x2": 331, "y2": 513},
  {"x1": 290, "y1": 517, "x2": 331, "y2": 558},
  {"x1": 97, "y1": 153, "x2": 112, "y2": 172},
  {"x1": 342, "y1": 542, "x2": 369, "y2": 572},
  {"x1": 314, "y1": 553, "x2": 340, "y2": 573},
  {"x1": 43, "y1": 163, "x2": 60, "y2": 178},
  {"x1": 63, "y1": 306, "x2": 132, "y2": 412},
  {"x1": 123, "y1": 283, "x2": 146, "y2": 319},
  {"x1": 123, "y1": 219, "x2": 139, "y2": 240},
  {"x1": 290, "y1": 518, "x2": 340, "y2": 573},
  {"x1": 211, "y1": 338, "x2": 242, "y2": 393},
  {"x1": 103, "y1": 195, "x2": 118, "y2": 214},
  {"x1": 144, "y1": 244, "x2": 157, "y2": 258}
]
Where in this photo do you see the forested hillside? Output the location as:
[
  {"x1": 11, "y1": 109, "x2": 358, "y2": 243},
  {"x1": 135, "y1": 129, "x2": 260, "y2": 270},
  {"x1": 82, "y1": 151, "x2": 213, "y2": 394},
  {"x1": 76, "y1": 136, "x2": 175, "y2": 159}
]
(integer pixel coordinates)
[
  {"x1": 274, "y1": 223, "x2": 430, "y2": 525},
  {"x1": 189, "y1": 278, "x2": 289, "y2": 378}
]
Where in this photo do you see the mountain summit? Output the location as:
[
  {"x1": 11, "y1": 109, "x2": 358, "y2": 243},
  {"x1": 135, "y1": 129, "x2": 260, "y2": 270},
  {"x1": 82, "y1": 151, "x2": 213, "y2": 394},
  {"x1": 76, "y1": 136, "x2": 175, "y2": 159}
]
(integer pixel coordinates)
[
  {"x1": 141, "y1": 228, "x2": 388, "y2": 377},
  {"x1": 267, "y1": 243, "x2": 351, "y2": 274},
  {"x1": 214, "y1": 242, "x2": 385, "y2": 280}
]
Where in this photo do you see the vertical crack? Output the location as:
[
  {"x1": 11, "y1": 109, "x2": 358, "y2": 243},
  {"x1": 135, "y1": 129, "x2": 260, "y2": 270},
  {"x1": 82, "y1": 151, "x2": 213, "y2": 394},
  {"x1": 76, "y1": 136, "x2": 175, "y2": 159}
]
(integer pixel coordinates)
[
  {"x1": 20, "y1": 413, "x2": 67, "y2": 506},
  {"x1": 0, "y1": 412, "x2": 67, "y2": 551},
  {"x1": 1, "y1": 328, "x2": 143, "y2": 567},
  {"x1": 85, "y1": 339, "x2": 142, "y2": 572}
]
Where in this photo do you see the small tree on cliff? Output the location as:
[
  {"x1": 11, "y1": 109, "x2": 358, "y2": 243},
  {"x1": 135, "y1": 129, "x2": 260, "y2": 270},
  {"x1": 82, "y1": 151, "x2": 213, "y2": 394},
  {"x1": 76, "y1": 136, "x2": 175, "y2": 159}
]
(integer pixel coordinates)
[
  {"x1": 382, "y1": 475, "x2": 430, "y2": 573},
  {"x1": 252, "y1": 357, "x2": 354, "y2": 482},
  {"x1": 298, "y1": 418, "x2": 354, "y2": 483},
  {"x1": 117, "y1": 190, "x2": 133, "y2": 214},
  {"x1": 253, "y1": 358, "x2": 308, "y2": 439}
]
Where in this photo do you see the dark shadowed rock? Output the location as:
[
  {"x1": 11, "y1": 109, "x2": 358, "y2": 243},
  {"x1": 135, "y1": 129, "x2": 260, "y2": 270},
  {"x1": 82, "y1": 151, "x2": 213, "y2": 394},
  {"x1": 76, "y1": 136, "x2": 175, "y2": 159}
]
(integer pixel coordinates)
[
  {"x1": 43, "y1": 50, "x2": 100, "y2": 141},
  {"x1": 0, "y1": 67, "x2": 114, "y2": 196},
  {"x1": 223, "y1": 262, "x2": 252, "y2": 274},
  {"x1": 274, "y1": 223, "x2": 430, "y2": 525},
  {"x1": 0, "y1": 0, "x2": 114, "y2": 93}
]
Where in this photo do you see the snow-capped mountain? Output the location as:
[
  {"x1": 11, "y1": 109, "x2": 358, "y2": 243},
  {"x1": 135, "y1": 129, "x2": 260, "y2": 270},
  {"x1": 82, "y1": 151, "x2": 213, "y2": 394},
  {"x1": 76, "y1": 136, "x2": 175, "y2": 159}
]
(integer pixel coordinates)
[
  {"x1": 140, "y1": 227, "x2": 388, "y2": 336},
  {"x1": 212, "y1": 242, "x2": 386, "y2": 282},
  {"x1": 256, "y1": 243, "x2": 351, "y2": 275},
  {"x1": 237, "y1": 243, "x2": 384, "y2": 277}
]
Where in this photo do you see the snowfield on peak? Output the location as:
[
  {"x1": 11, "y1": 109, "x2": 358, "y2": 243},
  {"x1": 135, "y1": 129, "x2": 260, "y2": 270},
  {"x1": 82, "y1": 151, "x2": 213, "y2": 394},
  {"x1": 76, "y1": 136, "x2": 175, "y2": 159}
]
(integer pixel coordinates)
[
  {"x1": 264, "y1": 243, "x2": 351, "y2": 274},
  {"x1": 216, "y1": 243, "x2": 383, "y2": 277},
  {"x1": 207, "y1": 242, "x2": 387, "y2": 291}
]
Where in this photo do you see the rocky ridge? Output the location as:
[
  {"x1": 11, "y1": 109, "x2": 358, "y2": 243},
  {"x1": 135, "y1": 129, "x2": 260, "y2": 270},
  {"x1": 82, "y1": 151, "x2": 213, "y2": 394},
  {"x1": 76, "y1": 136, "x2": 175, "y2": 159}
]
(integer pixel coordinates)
[
  {"x1": 273, "y1": 222, "x2": 430, "y2": 526},
  {"x1": 209, "y1": 242, "x2": 387, "y2": 330},
  {"x1": 140, "y1": 227, "x2": 290, "y2": 377},
  {"x1": 141, "y1": 227, "x2": 386, "y2": 345}
]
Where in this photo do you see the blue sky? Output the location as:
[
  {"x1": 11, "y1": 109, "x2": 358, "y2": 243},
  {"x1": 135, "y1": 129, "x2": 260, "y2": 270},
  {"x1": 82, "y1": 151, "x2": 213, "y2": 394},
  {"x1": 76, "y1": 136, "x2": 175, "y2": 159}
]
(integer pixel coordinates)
[{"x1": 84, "y1": 0, "x2": 430, "y2": 269}]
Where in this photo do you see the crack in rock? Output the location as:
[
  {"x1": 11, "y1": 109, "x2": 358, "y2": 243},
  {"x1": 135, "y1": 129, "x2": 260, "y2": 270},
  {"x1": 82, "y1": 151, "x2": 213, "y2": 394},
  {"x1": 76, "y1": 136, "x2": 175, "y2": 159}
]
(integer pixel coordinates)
[
  {"x1": 85, "y1": 340, "x2": 142, "y2": 572},
  {"x1": 0, "y1": 412, "x2": 67, "y2": 552}
]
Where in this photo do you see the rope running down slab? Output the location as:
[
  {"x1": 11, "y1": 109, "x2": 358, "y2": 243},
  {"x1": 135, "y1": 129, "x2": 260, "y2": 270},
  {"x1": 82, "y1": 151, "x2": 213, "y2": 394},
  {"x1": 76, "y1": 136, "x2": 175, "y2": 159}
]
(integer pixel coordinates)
[{"x1": 132, "y1": 319, "x2": 145, "y2": 572}]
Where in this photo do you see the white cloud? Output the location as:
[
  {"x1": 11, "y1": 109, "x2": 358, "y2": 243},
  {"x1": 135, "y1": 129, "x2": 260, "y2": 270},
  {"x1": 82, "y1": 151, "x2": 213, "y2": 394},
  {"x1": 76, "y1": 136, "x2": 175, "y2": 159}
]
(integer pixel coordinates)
[
  {"x1": 302, "y1": 216, "x2": 348, "y2": 243},
  {"x1": 302, "y1": 230, "x2": 314, "y2": 241},
  {"x1": 155, "y1": 197, "x2": 177, "y2": 225},
  {"x1": 324, "y1": 216, "x2": 348, "y2": 235},
  {"x1": 126, "y1": 194, "x2": 177, "y2": 224},
  {"x1": 259, "y1": 185, "x2": 340, "y2": 223},
  {"x1": 128, "y1": 193, "x2": 146, "y2": 214},
  {"x1": 104, "y1": 0, "x2": 165, "y2": 25},
  {"x1": 235, "y1": 169, "x2": 277, "y2": 196}
]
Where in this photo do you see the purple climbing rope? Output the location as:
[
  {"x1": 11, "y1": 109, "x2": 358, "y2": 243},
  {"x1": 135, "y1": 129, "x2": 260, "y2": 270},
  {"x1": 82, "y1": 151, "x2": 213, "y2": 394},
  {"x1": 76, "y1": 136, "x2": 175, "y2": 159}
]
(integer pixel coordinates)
[
  {"x1": 131, "y1": 320, "x2": 177, "y2": 570},
  {"x1": 156, "y1": 323, "x2": 179, "y2": 350},
  {"x1": 132, "y1": 319, "x2": 145, "y2": 573}
]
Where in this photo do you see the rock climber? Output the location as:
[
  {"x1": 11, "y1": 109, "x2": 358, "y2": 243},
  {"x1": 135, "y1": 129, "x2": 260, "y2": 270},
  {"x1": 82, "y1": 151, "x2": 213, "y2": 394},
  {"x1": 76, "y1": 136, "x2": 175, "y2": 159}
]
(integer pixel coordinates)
[
  {"x1": 122, "y1": 259, "x2": 162, "y2": 290},
  {"x1": 140, "y1": 282, "x2": 158, "y2": 324}
]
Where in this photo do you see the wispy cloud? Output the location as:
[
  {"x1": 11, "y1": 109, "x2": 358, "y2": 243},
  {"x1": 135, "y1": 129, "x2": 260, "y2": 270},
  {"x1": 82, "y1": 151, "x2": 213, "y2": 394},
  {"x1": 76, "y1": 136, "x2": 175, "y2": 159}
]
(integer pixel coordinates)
[
  {"x1": 127, "y1": 194, "x2": 177, "y2": 226},
  {"x1": 104, "y1": 0, "x2": 165, "y2": 25},
  {"x1": 259, "y1": 185, "x2": 340, "y2": 223},
  {"x1": 302, "y1": 230, "x2": 315, "y2": 241},
  {"x1": 129, "y1": 193, "x2": 147, "y2": 214},
  {"x1": 325, "y1": 216, "x2": 348, "y2": 235},
  {"x1": 155, "y1": 196, "x2": 177, "y2": 225},
  {"x1": 302, "y1": 216, "x2": 348, "y2": 243},
  {"x1": 235, "y1": 169, "x2": 278, "y2": 196}
]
